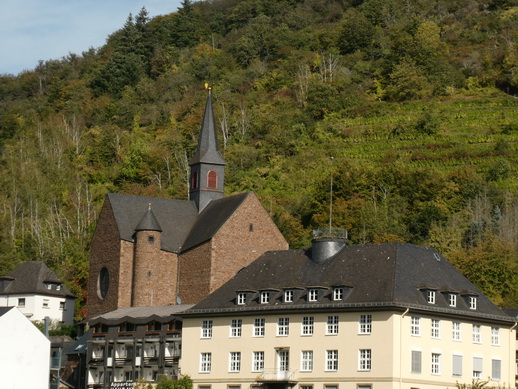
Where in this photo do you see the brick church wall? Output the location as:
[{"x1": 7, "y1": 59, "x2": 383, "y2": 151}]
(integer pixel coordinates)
[
  {"x1": 177, "y1": 242, "x2": 212, "y2": 305},
  {"x1": 132, "y1": 230, "x2": 179, "y2": 307},
  {"x1": 210, "y1": 193, "x2": 289, "y2": 294},
  {"x1": 87, "y1": 199, "x2": 124, "y2": 318}
]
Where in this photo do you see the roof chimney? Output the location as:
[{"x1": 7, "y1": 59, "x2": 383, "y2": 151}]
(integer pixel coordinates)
[{"x1": 311, "y1": 228, "x2": 348, "y2": 263}]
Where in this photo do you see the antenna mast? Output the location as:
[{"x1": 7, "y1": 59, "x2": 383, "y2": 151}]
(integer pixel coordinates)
[{"x1": 329, "y1": 156, "x2": 334, "y2": 234}]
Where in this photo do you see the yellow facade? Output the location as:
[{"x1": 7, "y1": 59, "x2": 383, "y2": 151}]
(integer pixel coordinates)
[{"x1": 181, "y1": 310, "x2": 516, "y2": 389}]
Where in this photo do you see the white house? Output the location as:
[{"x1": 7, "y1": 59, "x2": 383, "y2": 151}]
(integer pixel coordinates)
[
  {"x1": 0, "y1": 306, "x2": 50, "y2": 389},
  {"x1": 0, "y1": 261, "x2": 76, "y2": 324}
]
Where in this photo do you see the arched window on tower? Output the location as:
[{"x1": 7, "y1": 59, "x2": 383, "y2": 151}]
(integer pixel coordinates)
[
  {"x1": 191, "y1": 171, "x2": 198, "y2": 190},
  {"x1": 207, "y1": 170, "x2": 218, "y2": 189}
]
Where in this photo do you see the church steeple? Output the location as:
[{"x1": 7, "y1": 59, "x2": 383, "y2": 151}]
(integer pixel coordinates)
[{"x1": 189, "y1": 88, "x2": 226, "y2": 212}]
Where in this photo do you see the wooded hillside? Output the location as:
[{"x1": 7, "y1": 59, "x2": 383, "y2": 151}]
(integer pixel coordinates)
[{"x1": 1, "y1": 0, "x2": 518, "y2": 317}]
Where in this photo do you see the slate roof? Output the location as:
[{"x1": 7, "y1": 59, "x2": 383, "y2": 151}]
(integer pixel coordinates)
[
  {"x1": 189, "y1": 91, "x2": 226, "y2": 166},
  {"x1": 181, "y1": 192, "x2": 249, "y2": 251},
  {"x1": 89, "y1": 304, "x2": 194, "y2": 325},
  {"x1": 0, "y1": 306, "x2": 14, "y2": 317},
  {"x1": 184, "y1": 243, "x2": 514, "y2": 324},
  {"x1": 107, "y1": 193, "x2": 198, "y2": 252},
  {"x1": 107, "y1": 192, "x2": 251, "y2": 253},
  {"x1": 0, "y1": 262, "x2": 75, "y2": 298},
  {"x1": 135, "y1": 206, "x2": 162, "y2": 232}
]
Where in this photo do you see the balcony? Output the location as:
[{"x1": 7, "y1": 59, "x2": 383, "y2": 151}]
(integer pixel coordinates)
[
  {"x1": 89, "y1": 357, "x2": 105, "y2": 366},
  {"x1": 256, "y1": 369, "x2": 297, "y2": 383},
  {"x1": 114, "y1": 357, "x2": 133, "y2": 365},
  {"x1": 143, "y1": 356, "x2": 159, "y2": 366}
]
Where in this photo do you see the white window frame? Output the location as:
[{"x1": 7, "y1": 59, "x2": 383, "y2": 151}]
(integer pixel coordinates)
[
  {"x1": 427, "y1": 290, "x2": 436, "y2": 304},
  {"x1": 326, "y1": 315, "x2": 339, "y2": 335},
  {"x1": 302, "y1": 316, "x2": 314, "y2": 335},
  {"x1": 284, "y1": 290, "x2": 294, "y2": 303},
  {"x1": 359, "y1": 314, "x2": 372, "y2": 334},
  {"x1": 237, "y1": 292, "x2": 246, "y2": 305},
  {"x1": 200, "y1": 353, "x2": 212, "y2": 373},
  {"x1": 333, "y1": 287, "x2": 344, "y2": 301},
  {"x1": 59, "y1": 301, "x2": 66, "y2": 310},
  {"x1": 229, "y1": 352, "x2": 241, "y2": 372},
  {"x1": 411, "y1": 316, "x2": 420, "y2": 336},
  {"x1": 472, "y1": 324, "x2": 481, "y2": 343},
  {"x1": 431, "y1": 319, "x2": 441, "y2": 338},
  {"x1": 308, "y1": 289, "x2": 318, "y2": 302},
  {"x1": 326, "y1": 350, "x2": 338, "y2": 371},
  {"x1": 260, "y1": 291, "x2": 270, "y2": 304},
  {"x1": 18, "y1": 298, "x2": 25, "y2": 307},
  {"x1": 201, "y1": 320, "x2": 213, "y2": 338},
  {"x1": 252, "y1": 351, "x2": 264, "y2": 372},
  {"x1": 491, "y1": 327, "x2": 500, "y2": 346},
  {"x1": 254, "y1": 318, "x2": 265, "y2": 337},
  {"x1": 449, "y1": 293, "x2": 457, "y2": 307},
  {"x1": 278, "y1": 317, "x2": 289, "y2": 336},
  {"x1": 469, "y1": 296, "x2": 477, "y2": 310},
  {"x1": 301, "y1": 350, "x2": 313, "y2": 372},
  {"x1": 230, "y1": 319, "x2": 242, "y2": 338},
  {"x1": 431, "y1": 353, "x2": 441, "y2": 375},
  {"x1": 452, "y1": 322, "x2": 462, "y2": 341},
  {"x1": 358, "y1": 349, "x2": 371, "y2": 371}
]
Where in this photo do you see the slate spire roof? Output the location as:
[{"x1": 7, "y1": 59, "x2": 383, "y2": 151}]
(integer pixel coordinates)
[
  {"x1": 135, "y1": 203, "x2": 162, "y2": 232},
  {"x1": 189, "y1": 90, "x2": 226, "y2": 166},
  {"x1": 0, "y1": 261, "x2": 75, "y2": 298},
  {"x1": 184, "y1": 242, "x2": 513, "y2": 323}
]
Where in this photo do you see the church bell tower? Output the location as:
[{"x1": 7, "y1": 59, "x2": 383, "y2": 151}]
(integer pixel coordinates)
[{"x1": 189, "y1": 89, "x2": 226, "y2": 212}]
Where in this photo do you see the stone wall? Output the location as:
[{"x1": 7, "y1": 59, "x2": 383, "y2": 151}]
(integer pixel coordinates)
[
  {"x1": 87, "y1": 199, "x2": 123, "y2": 318},
  {"x1": 210, "y1": 192, "x2": 288, "y2": 293}
]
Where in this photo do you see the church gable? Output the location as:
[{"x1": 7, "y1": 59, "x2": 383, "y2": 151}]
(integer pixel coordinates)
[{"x1": 209, "y1": 192, "x2": 288, "y2": 293}]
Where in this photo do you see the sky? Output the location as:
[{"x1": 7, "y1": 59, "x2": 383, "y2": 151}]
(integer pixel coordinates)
[{"x1": 0, "y1": 0, "x2": 183, "y2": 76}]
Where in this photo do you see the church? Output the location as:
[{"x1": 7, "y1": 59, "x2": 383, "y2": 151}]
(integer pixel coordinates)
[{"x1": 87, "y1": 91, "x2": 288, "y2": 318}]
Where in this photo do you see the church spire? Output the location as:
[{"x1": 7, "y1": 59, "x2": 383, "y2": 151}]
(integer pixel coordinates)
[{"x1": 189, "y1": 88, "x2": 226, "y2": 212}]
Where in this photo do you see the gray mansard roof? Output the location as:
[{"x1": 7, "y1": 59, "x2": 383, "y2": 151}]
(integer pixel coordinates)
[
  {"x1": 0, "y1": 261, "x2": 75, "y2": 298},
  {"x1": 107, "y1": 192, "x2": 250, "y2": 253},
  {"x1": 184, "y1": 242, "x2": 514, "y2": 324}
]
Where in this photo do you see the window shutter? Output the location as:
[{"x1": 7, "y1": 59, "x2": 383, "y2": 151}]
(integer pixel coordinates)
[
  {"x1": 453, "y1": 355, "x2": 463, "y2": 376},
  {"x1": 207, "y1": 171, "x2": 217, "y2": 188},
  {"x1": 412, "y1": 350, "x2": 422, "y2": 373},
  {"x1": 473, "y1": 357, "x2": 483, "y2": 371},
  {"x1": 492, "y1": 359, "x2": 501, "y2": 380}
]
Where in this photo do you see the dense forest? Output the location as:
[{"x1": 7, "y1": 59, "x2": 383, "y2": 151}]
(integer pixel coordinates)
[{"x1": 1, "y1": 0, "x2": 518, "y2": 318}]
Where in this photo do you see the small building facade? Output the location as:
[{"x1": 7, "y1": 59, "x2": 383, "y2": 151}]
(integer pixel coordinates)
[
  {"x1": 180, "y1": 239, "x2": 517, "y2": 389},
  {"x1": 86, "y1": 305, "x2": 192, "y2": 388},
  {"x1": 0, "y1": 306, "x2": 51, "y2": 389},
  {"x1": 0, "y1": 261, "x2": 75, "y2": 324}
]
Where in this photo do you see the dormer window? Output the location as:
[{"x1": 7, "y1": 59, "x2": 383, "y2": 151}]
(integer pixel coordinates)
[
  {"x1": 56, "y1": 284, "x2": 61, "y2": 291},
  {"x1": 308, "y1": 289, "x2": 318, "y2": 302},
  {"x1": 469, "y1": 296, "x2": 477, "y2": 310},
  {"x1": 333, "y1": 287, "x2": 344, "y2": 301},
  {"x1": 449, "y1": 293, "x2": 457, "y2": 307},
  {"x1": 284, "y1": 290, "x2": 294, "y2": 303},
  {"x1": 427, "y1": 290, "x2": 436, "y2": 304},
  {"x1": 46, "y1": 284, "x2": 52, "y2": 290},
  {"x1": 237, "y1": 292, "x2": 246, "y2": 305},
  {"x1": 260, "y1": 291, "x2": 270, "y2": 304}
]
